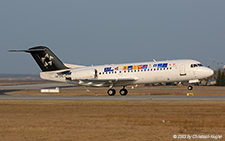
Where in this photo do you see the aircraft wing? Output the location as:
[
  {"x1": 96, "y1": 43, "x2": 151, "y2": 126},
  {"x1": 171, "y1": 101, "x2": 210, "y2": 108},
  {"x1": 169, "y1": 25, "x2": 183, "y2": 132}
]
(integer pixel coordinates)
[{"x1": 68, "y1": 77, "x2": 138, "y2": 87}]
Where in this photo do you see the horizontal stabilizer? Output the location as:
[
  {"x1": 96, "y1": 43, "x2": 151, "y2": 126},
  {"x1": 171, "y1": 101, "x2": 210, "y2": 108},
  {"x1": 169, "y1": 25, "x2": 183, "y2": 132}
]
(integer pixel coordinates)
[{"x1": 9, "y1": 49, "x2": 45, "y2": 53}]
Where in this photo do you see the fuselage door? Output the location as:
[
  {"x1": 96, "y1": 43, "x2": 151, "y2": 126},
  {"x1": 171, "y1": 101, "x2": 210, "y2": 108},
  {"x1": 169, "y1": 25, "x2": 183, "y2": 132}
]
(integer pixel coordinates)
[
  {"x1": 180, "y1": 65, "x2": 186, "y2": 76},
  {"x1": 94, "y1": 69, "x2": 98, "y2": 78}
]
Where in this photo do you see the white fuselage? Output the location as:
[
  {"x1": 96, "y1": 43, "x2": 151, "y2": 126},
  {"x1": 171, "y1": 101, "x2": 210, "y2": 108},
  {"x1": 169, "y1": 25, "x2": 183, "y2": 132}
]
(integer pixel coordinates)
[{"x1": 40, "y1": 59, "x2": 214, "y2": 87}]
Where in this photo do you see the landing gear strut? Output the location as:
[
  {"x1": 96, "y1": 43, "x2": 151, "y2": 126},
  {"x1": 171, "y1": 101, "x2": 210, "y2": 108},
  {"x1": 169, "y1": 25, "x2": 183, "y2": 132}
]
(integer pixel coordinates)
[{"x1": 187, "y1": 85, "x2": 193, "y2": 90}]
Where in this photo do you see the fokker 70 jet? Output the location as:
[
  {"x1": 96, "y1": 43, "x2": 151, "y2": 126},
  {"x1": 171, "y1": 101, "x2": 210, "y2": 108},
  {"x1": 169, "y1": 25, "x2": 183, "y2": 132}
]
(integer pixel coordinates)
[{"x1": 10, "y1": 46, "x2": 214, "y2": 96}]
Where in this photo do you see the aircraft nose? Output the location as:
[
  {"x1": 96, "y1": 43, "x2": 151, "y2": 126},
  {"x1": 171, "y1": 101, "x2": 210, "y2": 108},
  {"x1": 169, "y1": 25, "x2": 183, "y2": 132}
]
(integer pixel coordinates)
[{"x1": 194, "y1": 67, "x2": 214, "y2": 79}]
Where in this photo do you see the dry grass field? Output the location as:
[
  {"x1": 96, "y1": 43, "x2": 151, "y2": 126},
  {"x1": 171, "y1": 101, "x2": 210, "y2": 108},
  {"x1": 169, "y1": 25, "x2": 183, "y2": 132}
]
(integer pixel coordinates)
[{"x1": 0, "y1": 100, "x2": 224, "y2": 141}]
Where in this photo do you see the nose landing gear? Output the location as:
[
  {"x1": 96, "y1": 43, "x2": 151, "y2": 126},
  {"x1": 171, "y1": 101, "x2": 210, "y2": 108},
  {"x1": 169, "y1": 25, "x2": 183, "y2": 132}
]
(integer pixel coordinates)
[{"x1": 187, "y1": 85, "x2": 193, "y2": 90}]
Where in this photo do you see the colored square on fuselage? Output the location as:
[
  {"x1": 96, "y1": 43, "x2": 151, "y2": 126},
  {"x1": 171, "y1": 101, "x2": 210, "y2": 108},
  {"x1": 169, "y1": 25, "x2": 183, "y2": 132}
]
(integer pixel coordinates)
[
  {"x1": 123, "y1": 66, "x2": 128, "y2": 70},
  {"x1": 138, "y1": 65, "x2": 143, "y2": 69},
  {"x1": 133, "y1": 65, "x2": 138, "y2": 70},
  {"x1": 143, "y1": 65, "x2": 148, "y2": 69},
  {"x1": 128, "y1": 66, "x2": 133, "y2": 70}
]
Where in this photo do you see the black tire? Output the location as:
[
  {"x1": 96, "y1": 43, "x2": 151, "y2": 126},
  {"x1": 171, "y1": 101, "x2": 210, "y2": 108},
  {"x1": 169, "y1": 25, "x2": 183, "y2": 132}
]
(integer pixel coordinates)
[
  {"x1": 107, "y1": 89, "x2": 116, "y2": 96},
  {"x1": 119, "y1": 89, "x2": 128, "y2": 96},
  {"x1": 188, "y1": 85, "x2": 193, "y2": 90}
]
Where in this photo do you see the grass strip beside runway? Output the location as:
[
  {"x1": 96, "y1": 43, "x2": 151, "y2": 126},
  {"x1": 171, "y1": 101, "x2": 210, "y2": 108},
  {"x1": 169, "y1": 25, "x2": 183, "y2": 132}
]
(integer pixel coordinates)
[{"x1": 0, "y1": 100, "x2": 224, "y2": 140}]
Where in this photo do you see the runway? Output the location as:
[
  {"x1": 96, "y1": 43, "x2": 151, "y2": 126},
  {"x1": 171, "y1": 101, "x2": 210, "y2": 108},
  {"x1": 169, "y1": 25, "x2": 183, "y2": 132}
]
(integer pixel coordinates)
[
  {"x1": 1, "y1": 83, "x2": 225, "y2": 101},
  {"x1": 1, "y1": 83, "x2": 225, "y2": 91},
  {"x1": 1, "y1": 92, "x2": 225, "y2": 101},
  {"x1": 0, "y1": 83, "x2": 74, "y2": 90}
]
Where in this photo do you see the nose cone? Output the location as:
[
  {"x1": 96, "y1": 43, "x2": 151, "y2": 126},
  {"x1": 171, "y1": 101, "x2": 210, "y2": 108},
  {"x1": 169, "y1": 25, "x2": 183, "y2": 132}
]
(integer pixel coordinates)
[
  {"x1": 203, "y1": 67, "x2": 214, "y2": 78},
  {"x1": 194, "y1": 67, "x2": 214, "y2": 79},
  {"x1": 206, "y1": 68, "x2": 214, "y2": 77}
]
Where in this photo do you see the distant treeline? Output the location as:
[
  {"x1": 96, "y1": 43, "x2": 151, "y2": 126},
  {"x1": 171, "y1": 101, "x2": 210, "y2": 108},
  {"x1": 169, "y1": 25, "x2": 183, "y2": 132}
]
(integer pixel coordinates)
[
  {"x1": 216, "y1": 69, "x2": 225, "y2": 86},
  {"x1": 0, "y1": 74, "x2": 39, "y2": 78}
]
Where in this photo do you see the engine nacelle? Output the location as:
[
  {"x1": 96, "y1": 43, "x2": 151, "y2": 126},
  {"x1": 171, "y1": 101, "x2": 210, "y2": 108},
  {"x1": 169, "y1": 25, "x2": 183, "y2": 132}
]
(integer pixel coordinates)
[{"x1": 66, "y1": 68, "x2": 97, "y2": 80}]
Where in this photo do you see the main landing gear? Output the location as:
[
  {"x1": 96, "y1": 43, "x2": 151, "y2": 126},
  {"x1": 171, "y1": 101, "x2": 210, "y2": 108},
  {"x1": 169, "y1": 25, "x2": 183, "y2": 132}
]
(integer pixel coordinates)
[
  {"x1": 107, "y1": 87, "x2": 128, "y2": 96},
  {"x1": 107, "y1": 89, "x2": 116, "y2": 96}
]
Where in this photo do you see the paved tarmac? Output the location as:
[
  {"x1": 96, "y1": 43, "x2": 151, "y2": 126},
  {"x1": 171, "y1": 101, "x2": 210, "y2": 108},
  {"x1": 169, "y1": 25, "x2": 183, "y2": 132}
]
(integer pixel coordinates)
[
  {"x1": 0, "y1": 91, "x2": 225, "y2": 101},
  {"x1": 1, "y1": 83, "x2": 225, "y2": 91},
  {"x1": 1, "y1": 83, "x2": 225, "y2": 101},
  {"x1": 0, "y1": 83, "x2": 74, "y2": 90}
]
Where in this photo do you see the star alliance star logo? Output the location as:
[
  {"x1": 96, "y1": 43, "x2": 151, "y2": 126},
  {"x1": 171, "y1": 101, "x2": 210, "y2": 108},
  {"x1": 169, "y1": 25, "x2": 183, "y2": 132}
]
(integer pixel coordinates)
[{"x1": 41, "y1": 53, "x2": 54, "y2": 67}]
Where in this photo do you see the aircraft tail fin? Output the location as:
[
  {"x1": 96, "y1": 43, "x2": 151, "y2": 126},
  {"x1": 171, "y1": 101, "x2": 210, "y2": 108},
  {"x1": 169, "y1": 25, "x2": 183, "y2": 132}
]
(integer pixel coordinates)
[{"x1": 9, "y1": 46, "x2": 68, "y2": 72}]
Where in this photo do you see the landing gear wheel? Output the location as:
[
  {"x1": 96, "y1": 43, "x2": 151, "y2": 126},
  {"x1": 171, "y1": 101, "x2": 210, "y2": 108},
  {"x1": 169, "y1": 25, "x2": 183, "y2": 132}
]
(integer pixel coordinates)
[
  {"x1": 188, "y1": 85, "x2": 193, "y2": 90},
  {"x1": 107, "y1": 89, "x2": 116, "y2": 96},
  {"x1": 119, "y1": 89, "x2": 128, "y2": 96}
]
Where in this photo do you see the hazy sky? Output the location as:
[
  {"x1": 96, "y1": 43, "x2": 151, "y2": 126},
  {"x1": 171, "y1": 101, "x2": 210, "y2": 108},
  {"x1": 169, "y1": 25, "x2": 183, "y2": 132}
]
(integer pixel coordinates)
[{"x1": 0, "y1": 0, "x2": 225, "y2": 74}]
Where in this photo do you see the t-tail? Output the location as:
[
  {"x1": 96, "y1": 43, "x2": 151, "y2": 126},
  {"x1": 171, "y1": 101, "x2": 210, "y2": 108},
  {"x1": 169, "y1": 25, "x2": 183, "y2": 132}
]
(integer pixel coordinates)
[{"x1": 9, "y1": 46, "x2": 68, "y2": 72}]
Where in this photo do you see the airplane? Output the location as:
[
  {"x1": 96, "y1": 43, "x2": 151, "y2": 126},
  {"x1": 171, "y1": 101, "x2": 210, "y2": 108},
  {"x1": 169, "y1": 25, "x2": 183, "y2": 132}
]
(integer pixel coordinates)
[{"x1": 9, "y1": 46, "x2": 214, "y2": 96}]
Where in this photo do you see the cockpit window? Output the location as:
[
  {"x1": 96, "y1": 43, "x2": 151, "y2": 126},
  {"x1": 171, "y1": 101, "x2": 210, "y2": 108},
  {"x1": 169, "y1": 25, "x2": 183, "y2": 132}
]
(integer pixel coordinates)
[
  {"x1": 191, "y1": 64, "x2": 197, "y2": 68},
  {"x1": 191, "y1": 64, "x2": 203, "y2": 68}
]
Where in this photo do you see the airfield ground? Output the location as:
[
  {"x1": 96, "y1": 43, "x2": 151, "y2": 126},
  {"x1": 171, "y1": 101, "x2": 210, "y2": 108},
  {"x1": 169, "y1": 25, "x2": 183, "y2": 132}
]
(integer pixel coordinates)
[
  {"x1": 0, "y1": 100, "x2": 224, "y2": 140},
  {"x1": 0, "y1": 80, "x2": 225, "y2": 140},
  {"x1": 8, "y1": 85, "x2": 225, "y2": 96}
]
